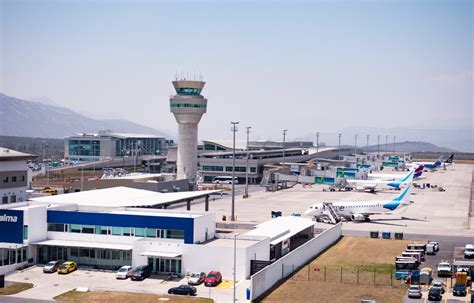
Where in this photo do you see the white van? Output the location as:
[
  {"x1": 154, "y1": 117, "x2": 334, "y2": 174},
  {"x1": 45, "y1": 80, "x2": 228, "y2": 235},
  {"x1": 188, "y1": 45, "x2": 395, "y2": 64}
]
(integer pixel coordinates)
[
  {"x1": 464, "y1": 244, "x2": 474, "y2": 259},
  {"x1": 212, "y1": 176, "x2": 239, "y2": 184}
]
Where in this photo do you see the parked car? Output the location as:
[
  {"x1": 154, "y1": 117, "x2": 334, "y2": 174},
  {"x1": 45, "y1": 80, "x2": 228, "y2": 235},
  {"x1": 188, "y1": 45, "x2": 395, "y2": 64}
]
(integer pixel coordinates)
[
  {"x1": 428, "y1": 288, "x2": 442, "y2": 301},
  {"x1": 407, "y1": 285, "x2": 422, "y2": 299},
  {"x1": 116, "y1": 265, "x2": 133, "y2": 279},
  {"x1": 430, "y1": 280, "x2": 446, "y2": 294},
  {"x1": 437, "y1": 262, "x2": 452, "y2": 277},
  {"x1": 453, "y1": 283, "x2": 467, "y2": 296},
  {"x1": 43, "y1": 261, "x2": 61, "y2": 273},
  {"x1": 168, "y1": 284, "x2": 197, "y2": 296},
  {"x1": 428, "y1": 241, "x2": 440, "y2": 252},
  {"x1": 204, "y1": 271, "x2": 222, "y2": 287},
  {"x1": 58, "y1": 261, "x2": 77, "y2": 274},
  {"x1": 42, "y1": 187, "x2": 58, "y2": 195},
  {"x1": 187, "y1": 272, "x2": 206, "y2": 285},
  {"x1": 130, "y1": 265, "x2": 151, "y2": 281},
  {"x1": 426, "y1": 243, "x2": 437, "y2": 255},
  {"x1": 464, "y1": 244, "x2": 474, "y2": 259}
]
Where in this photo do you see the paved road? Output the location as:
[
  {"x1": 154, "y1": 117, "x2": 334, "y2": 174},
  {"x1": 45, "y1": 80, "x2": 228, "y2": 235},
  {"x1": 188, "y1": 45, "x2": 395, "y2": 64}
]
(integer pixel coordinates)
[{"x1": 0, "y1": 298, "x2": 54, "y2": 303}]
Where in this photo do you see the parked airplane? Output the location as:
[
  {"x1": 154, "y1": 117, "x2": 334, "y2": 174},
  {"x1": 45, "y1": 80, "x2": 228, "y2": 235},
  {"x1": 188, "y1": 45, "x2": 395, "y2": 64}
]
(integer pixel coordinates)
[
  {"x1": 406, "y1": 156, "x2": 443, "y2": 171},
  {"x1": 345, "y1": 170, "x2": 414, "y2": 192},
  {"x1": 368, "y1": 164, "x2": 424, "y2": 181},
  {"x1": 304, "y1": 182, "x2": 413, "y2": 222},
  {"x1": 443, "y1": 153, "x2": 454, "y2": 166}
]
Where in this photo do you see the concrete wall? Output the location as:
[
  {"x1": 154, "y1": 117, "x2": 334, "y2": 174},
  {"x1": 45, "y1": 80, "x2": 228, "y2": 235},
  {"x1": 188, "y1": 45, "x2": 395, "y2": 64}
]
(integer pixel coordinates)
[
  {"x1": 132, "y1": 238, "x2": 184, "y2": 267},
  {"x1": 250, "y1": 223, "x2": 342, "y2": 300},
  {"x1": 192, "y1": 212, "x2": 216, "y2": 243},
  {"x1": 25, "y1": 205, "x2": 47, "y2": 243}
]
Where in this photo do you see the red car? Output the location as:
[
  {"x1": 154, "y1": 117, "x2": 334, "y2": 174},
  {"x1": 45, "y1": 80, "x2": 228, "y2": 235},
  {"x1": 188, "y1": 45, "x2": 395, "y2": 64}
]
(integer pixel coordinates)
[{"x1": 204, "y1": 271, "x2": 222, "y2": 287}]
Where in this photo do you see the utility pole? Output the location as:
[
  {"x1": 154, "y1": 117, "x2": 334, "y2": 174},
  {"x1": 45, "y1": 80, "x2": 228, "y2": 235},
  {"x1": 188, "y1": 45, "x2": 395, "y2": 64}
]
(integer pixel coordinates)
[
  {"x1": 282, "y1": 129, "x2": 288, "y2": 166},
  {"x1": 233, "y1": 232, "x2": 239, "y2": 303},
  {"x1": 245, "y1": 126, "x2": 251, "y2": 198},
  {"x1": 385, "y1": 135, "x2": 388, "y2": 154},
  {"x1": 231, "y1": 122, "x2": 239, "y2": 221},
  {"x1": 338, "y1": 133, "x2": 342, "y2": 160},
  {"x1": 316, "y1": 132, "x2": 320, "y2": 153}
]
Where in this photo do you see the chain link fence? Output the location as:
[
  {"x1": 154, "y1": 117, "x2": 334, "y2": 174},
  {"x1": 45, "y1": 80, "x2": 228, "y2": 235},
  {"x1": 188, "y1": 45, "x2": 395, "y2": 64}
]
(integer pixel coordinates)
[{"x1": 291, "y1": 264, "x2": 399, "y2": 286}]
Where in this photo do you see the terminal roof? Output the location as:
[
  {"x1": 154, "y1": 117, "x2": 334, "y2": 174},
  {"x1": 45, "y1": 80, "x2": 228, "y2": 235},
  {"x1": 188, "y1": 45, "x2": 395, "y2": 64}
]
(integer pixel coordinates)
[
  {"x1": 30, "y1": 186, "x2": 219, "y2": 209},
  {"x1": 244, "y1": 216, "x2": 315, "y2": 245}
]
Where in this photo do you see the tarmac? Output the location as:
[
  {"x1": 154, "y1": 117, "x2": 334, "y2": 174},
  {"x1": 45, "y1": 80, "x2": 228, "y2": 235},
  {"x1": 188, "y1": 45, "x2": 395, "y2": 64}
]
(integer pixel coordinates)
[{"x1": 178, "y1": 164, "x2": 473, "y2": 237}]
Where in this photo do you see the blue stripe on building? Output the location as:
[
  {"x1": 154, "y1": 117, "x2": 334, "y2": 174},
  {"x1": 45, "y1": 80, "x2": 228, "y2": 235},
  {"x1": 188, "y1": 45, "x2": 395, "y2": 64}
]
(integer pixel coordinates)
[
  {"x1": 0, "y1": 209, "x2": 24, "y2": 244},
  {"x1": 47, "y1": 210, "x2": 194, "y2": 244}
]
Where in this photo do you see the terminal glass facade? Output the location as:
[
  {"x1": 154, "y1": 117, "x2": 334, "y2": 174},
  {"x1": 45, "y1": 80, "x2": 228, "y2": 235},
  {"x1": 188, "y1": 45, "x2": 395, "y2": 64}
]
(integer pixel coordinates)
[
  {"x1": 36, "y1": 246, "x2": 131, "y2": 269},
  {"x1": 0, "y1": 247, "x2": 28, "y2": 266},
  {"x1": 47, "y1": 223, "x2": 184, "y2": 240},
  {"x1": 170, "y1": 103, "x2": 207, "y2": 109},
  {"x1": 68, "y1": 140, "x2": 101, "y2": 157},
  {"x1": 148, "y1": 257, "x2": 181, "y2": 274}
]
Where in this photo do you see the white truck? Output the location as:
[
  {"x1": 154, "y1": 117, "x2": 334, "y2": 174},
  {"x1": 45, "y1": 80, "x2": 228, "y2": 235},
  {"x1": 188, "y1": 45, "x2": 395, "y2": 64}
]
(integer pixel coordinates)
[{"x1": 437, "y1": 261, "x2": 452, "y2": 278}]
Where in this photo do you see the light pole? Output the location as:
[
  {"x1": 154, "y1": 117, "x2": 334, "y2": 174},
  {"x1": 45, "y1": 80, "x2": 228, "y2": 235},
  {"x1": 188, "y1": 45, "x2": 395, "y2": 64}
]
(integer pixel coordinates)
[
  {"x1": 385, "y1": 135, "x2": 388, "y2": 154},
  {"x1": 233, "y1": 232, "x2": 239, "y2": 303},
  {"x1": 316, "y1": 132, "x2": 320, "y2": 153},
  {"x1": 366, "y1": 135, "x2": 370, "y2": 160},
  {"x1": 354, "y1": 134, "x2": 358, "y2": 156},
  {"x1": 282, "y1": 129, "x2": 288, "y2": 166},
  {"x1": 377, "y1": 135, "x2": 380, "y2": 156},
  {"x1": 231, "y1": 122, "x2": 239, "y2": 221},
  {"x1": 245, "y1": 126, "x2": 251, "y2": 198},
  {"x1": 393, "y1": 136, "x2": 396, "y2": 154},
  {"x1": 338, "y1": 133, "x2": 342, "y2": 160}
]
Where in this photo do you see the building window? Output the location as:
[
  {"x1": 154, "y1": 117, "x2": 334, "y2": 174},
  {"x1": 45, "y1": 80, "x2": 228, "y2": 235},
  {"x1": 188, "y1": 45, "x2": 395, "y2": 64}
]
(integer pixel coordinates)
[
  {"x1": 48, "y1": 223, "x2": 65, "y2": 232},
  {"x1": 250, "y1": 167, "x2": 257, "y2": 173},
  {"x1": 95, "y1": 226, "x2": 109, "y2": 235},
  {"x1": 111, "y1": 227, "x2": 122, "y2": 236},
  {"x1": 70, "y1": 247, "x2": 79, "y2": 257},
  {"x1": 2, "y1": 176, "x2": 8, "y2": 183},
  {"x1": 70, "y1": 224, "x2": 81, "y2": 233},
  {"x1": 81, "y1": 225, "x2": 94, "y2": 234},
  {"x1": 166, "y1": 229, "x2": 184, "y2": 239},
  {"x1": 11, "y1": 195, "x2": 16, "y2": 203},
  {"x1": 146, "y1": 228, "x2": 157, "y2": 238},
  {"x1": 134, "y1": 228, "x2": 145, "y2": 237},
  {"x1": 23, "y1": 226, "x2": 28, "y2": 240},
  {"x1": 12, "y1": 176, "x2": 17, "y2": 182},
  {"x1": 122, "y1": 227, "x2": 132, "y2": 236},
  {"x1": 21, "y1": 176, "x2": 25, "y2": 182}
]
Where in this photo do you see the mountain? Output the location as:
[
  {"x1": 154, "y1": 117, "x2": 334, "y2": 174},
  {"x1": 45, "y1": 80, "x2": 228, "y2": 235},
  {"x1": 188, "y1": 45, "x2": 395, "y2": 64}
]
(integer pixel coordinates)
[
  {"x1": 365, "y1": 141, "x2": 456, "y2": 153},
  {"x1": 0, "y1": 93, "x2": 170, "y2": 138},
  {"x1": 295, "y1": 126, "x2": 473, "y2": 152}
]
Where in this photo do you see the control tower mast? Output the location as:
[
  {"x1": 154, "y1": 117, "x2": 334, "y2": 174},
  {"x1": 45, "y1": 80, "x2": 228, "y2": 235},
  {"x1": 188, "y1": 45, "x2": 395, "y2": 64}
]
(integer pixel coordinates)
[{"x1": 169, "y1": 78, "x2": 207, "y2": 181}]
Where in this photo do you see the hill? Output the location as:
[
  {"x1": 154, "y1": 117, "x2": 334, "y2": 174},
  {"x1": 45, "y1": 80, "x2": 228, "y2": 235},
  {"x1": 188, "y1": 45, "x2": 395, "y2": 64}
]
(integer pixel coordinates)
[{"x1": 0, "y1": 93, "x2": 169, "y2": 138}]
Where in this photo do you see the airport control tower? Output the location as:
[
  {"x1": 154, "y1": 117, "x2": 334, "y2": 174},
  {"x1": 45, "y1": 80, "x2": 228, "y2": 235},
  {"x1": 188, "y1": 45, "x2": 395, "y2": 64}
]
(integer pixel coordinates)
[{"x1": 169, "y1": 78, "x2": 207, "y2": 181}]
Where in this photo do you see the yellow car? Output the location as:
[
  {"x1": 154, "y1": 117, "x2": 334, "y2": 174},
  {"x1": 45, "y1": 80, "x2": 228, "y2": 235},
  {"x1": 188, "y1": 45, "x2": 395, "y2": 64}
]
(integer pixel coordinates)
[
  {"x1": 58, "y1": 261, "x2": 77, "y2": 274},
  {"x1": 42, "y1": 188, "x2": 58, "y2": 195}
]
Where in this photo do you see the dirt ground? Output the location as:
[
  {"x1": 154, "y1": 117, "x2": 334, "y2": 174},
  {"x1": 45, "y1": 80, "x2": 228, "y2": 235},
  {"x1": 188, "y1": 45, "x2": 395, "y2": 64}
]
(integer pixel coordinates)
[
  {"x1": 0, "y1": 282, "x2": 34, "y2": 295},
  {"x1": 261, "y1": 236, "x2": 410, "y2": 302},
  {"x1": 54, "y1": 290, "x2": 213, "y2": 303}
]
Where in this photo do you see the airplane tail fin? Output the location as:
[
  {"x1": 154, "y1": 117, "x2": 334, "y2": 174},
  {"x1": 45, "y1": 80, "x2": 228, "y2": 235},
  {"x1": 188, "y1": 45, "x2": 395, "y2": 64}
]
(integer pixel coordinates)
[
  {"x1": 445, "y1": 153, "x2": 454, "y2": 163},
  {"x1": 414, "y1": 164, "x2": 424, "y2": 178},
  {"x1": 393, "y1": 181, "x2": 412, "y2": 203},
  {"x1": 400, "y1": 170, "x2": 414, "y2": 182}
]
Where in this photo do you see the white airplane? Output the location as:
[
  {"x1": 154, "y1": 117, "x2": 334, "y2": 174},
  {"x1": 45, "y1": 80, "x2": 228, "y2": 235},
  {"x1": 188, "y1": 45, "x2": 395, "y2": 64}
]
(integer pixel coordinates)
[
  {"x1": 405, "y1": 156, "x2": 443, "y2": 171},
  {"x1": 368, "y1": 164, "x2": 424, "y2": 181},
  {"x1": 345, "y1": 170, "x2": 414, "y2": 192},
  {"x1": 304, "y1": 182, "x2": 413, "y2": 222}
]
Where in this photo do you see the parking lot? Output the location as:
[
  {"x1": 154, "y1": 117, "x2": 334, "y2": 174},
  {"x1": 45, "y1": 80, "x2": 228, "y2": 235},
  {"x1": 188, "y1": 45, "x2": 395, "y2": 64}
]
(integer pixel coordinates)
[{"x1": 5, "y1": 266, "x2": 250, "y2": 302}]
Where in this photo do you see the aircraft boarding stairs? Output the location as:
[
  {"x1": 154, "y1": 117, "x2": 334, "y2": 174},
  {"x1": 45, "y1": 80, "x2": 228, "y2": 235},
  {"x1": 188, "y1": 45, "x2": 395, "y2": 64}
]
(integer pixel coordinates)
[{"x1": 322, "y1": 202, "x2": 341, "y2": 224}]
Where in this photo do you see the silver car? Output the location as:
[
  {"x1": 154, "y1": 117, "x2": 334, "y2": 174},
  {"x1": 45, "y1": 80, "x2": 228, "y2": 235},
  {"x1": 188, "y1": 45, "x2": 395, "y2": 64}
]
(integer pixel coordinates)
[
  {"x1": 43, "y1": 261, "x2": 61, "y2": 273},
  {"x1": 116, "y1": 265, "x2": 133, "y2": 279},
  {"x1": 431, "y1": 280, "x2": 446, "y2": 294},
  {"x1": 407, "y1": 285, "x2": 422, "y2": 299},
  {"x1": 187, "y1": 272, "x2": 206, "y2": 285}
]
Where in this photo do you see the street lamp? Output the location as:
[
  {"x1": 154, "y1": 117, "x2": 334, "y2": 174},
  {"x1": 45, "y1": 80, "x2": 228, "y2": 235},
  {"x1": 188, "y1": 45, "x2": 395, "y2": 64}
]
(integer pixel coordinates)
[
  {"x1": 233, "y1": 232, "x2": 239, "y2": 303},
  {"x1": 354, "y1": 134, "x2": 358, "y2": 156},
  {"x1": 385, "y1": 135, "x2": 388, "y2": 154},
  {"x1": 377, "y1": 135, "x2": 380, "y2": 156},
  {"x1": 316, "y1": 132, "x2": 320, "y2": 153},
  {"x1": 282, "y1": 129, "x2": 288, "y2": 166},
  {"x1": 338, "y1": 133, "x2": 342, "y2": 160},
  {"x1": 245, "y1": 126, "x2": 251, "y2": 198},
  {"x1": 366, "y1": 135, "x2": 370, "y2": 160},
  {"x1": 231, "y1": 122, "x2": 239, "y2": 221},
  {"x1": 393, "y1": 136, "x2": 396, "y2": 154}
]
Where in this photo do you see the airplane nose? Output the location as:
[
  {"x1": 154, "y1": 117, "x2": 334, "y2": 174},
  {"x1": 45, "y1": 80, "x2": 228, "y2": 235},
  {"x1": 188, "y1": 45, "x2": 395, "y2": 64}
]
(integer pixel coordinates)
[{"x1": 303, "y1": 209, "x2": 313, "y2": 216}]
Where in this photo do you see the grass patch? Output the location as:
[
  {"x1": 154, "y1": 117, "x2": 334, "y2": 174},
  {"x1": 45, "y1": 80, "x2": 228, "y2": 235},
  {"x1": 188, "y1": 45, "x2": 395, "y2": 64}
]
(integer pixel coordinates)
[
  {"x1": 0, "y1": 282, "x2": 34, "y2": 295},
  {"x1": 261, "y1": 236, "x2": 411, "y2": 302},
  {"x1": 54, "y1": 290, "x2": 214, "y2": 303}
]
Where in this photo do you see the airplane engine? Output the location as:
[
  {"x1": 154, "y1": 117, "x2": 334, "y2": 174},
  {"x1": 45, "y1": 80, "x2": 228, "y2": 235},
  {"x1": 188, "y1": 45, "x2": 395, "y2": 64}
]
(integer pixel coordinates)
[
  {"x1": 356, "y1": 186, "x2": 365, "y2": 192},
  {"x1": 351, "y1": 214, "x2": 366, "y2": 221}
]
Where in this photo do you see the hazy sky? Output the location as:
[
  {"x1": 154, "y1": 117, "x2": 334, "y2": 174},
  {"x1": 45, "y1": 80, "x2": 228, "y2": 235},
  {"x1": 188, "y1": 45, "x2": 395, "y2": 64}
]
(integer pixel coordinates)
[{"x1": 1, "y1": 0, "x2": 472, "y2": 142}]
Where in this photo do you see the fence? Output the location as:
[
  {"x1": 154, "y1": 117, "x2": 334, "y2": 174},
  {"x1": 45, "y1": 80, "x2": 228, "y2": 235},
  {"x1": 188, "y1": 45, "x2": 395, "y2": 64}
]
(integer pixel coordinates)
[
  {"x1": 291, "y1": 265, "x2": 398, "y2": 286},
  {"x1": 250, "y1": 223, "x2": 342, "y2": 300}
]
